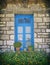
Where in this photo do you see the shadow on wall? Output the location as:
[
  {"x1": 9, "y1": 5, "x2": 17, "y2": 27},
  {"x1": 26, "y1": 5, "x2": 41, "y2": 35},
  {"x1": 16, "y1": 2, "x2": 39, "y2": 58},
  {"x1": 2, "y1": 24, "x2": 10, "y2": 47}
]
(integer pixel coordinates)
[
  {"x1": 47, "y1": 10, "x2": 50, "y2": 52},
  {"x1": 0, "y1": 17, "x2": 2, "y2": 52},
  {"x1": 0, "y1": 12, "x2": 4, "y2": 52},
  {"x1": 47, "y1": 10, "x2": 50, "y2": 65},
  {"x1": 0, "y1": 0, "x2": 7, "y2": 52}
]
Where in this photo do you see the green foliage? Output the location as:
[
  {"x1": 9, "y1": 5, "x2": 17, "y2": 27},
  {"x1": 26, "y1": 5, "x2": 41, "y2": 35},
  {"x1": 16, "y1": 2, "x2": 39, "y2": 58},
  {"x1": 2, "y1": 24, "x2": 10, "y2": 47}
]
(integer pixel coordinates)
[
  {"x1": 0, "y1": 51, "x2": 48, "y2": 65},
  {"x1": 14, "y1": 42, "x2": 22, "y2": 48},
  {"x1": 28, "y1": 46, "x2": 33, "y2": 51},
  {"x1": 43, "y1": 0, "x2": 50, "y2": 8},
  {"x1": 28, "y1": 46, "x2": 33, "y2": 48},
  {"x1": 0, "y1": 0, "x2": 7, "y2": 9}
]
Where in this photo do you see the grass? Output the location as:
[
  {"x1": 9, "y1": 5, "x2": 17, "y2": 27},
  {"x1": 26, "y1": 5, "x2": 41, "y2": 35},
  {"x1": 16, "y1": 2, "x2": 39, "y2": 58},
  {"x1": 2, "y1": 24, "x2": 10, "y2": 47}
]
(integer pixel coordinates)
[{"x1": 0, "y1": 51, "x2": 48, "y2": 65}]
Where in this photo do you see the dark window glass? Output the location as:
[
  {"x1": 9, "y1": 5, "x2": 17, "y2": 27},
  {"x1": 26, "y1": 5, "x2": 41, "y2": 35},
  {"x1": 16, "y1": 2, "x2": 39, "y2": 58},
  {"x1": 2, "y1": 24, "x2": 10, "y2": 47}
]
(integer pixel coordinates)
[
  {"x1": 24, "y1": 18, "x2": 30, "y2": 23},
  {"x1": 18, "y1": 18, "x2": 23, "y2": 23}
]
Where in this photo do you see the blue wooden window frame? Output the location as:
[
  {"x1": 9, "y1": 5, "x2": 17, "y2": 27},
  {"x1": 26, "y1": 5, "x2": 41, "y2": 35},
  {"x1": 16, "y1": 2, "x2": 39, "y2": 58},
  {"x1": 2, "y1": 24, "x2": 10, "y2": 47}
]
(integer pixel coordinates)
[{"x1": 14, "y1": 14, "x2": 34, "y2": 51}]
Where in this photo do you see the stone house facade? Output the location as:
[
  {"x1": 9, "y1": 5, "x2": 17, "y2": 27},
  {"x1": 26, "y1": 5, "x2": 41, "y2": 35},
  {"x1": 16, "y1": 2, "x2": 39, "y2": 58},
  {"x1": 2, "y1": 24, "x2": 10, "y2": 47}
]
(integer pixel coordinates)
[{"x1": 0, "y1": 3, "x2": 50, "y2": 53}]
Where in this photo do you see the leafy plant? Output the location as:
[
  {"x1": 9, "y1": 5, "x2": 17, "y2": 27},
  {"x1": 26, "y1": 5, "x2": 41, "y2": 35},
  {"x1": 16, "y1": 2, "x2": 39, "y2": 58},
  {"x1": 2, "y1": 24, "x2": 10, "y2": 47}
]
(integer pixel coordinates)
[
  {"x1": 28, "y1": 46, "x2": 33, "y2": 51},
  {"x1": 14, "y1": 42, "x2": 22, "y2": 48},
  {"x1": 0, "y1": 51, "x2": 48, "y2": 65}
]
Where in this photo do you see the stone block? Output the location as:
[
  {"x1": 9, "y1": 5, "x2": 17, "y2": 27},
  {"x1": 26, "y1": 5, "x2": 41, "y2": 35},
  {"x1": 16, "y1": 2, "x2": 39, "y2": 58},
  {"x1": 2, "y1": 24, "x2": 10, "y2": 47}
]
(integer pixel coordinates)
[
  {"x1": 41, "y1": 29, "x2": 46, "y2": 32},
  {"x1": 34, "y1": 38, "x2": 42, "y2": 43},
  {"x1": 0, "y1": 14, "x2": 5, "y2": 17},
  {"x1": 1, "y1": 18, "x2": 10, "y2": 22},
  {"x1": 46, "y1": 14, "x2": 49, "y2": 17},
  {"x1": 2, "y1": 46, "x2": 7, "y2": 48},
  {"x1": 39, "y1": 45, "x2": 41, "y2": 48},
  {"x1": 34, "y1": 33, "x2": 37, "y2": 37},
  {"x1": 42, "y1": 45, "x2": 49, "y2": 48},
  {"x1": 34, "y1": 29, "x2": 41, "y2": 32},
  {"x1": 2, "y1": 27, "x2": 10, "y2": 30},
  {"x1": 7, "y1": 22, "x2": 14, "y2": 26},
  {"x1": 8, "y1": 46, "x2": 10, "y2": 48},
  {"x1": 43, "y1": 17, "x2": 50, "y2": 22},
  {"x1": 38, "y1": 25, "x2": 47, "y2": 28},
  {"x1": 38, "y1": 14, "x2": 45, "y2": 17},
  {"x1": 3, "y1": 31, "x2": 7, "y2": 34},
  {"x1": 6, "y1": 14, "x2": 14, "y2": 17},
  {"x1": 7, "y1": 31, "x2": 14, "y2": 34},
  {"x1": 11, "y1": 18, "x2": 14, "y2": 21},
  {"x1": 7, "y1": 40, "x2": 14, "y2": 45},
  {"x1": 36, "y1": 49, "x2": 40, "y2": 51},
  {"x1": 0, "y1": 21, "x2": 6, "y2": 25},
  {"x1": 46, "y1": 39, "x2": 50, "y2": 43},
  {"x1": 34, "y1": 43, "x2": 38, "y2": 48},
  {"x1": 46, "y1": 22, "x2": 50, "y2": 25},
  {"x1": 0, "y1": 24, "x2": 5, "y2": 27},
  {"x1": 11, "y1": 27, "x2": 14, "y2": 30},
  {"x1": 42, "y1": 38, "x2": 46, "y2": 43},
  {"x1": 46, "y1": 29, "x2": 50, "y2": 32},
  {"x1": 10, "y1": 35, "x2": 14, "y2": 40},
  {"x1": 38, "y1": 33, "x2": 48, "y2": 38},
  {"x1": 0, "y1": 46, "x2": 2, "y2": 49},
  {"x1": 0, "y1": 31, "x2": 3, "y2": 34},
  {"x1": 38, "y1": 23, "x2": 45, "y2": 25},
  {"x1": 2, "y1": 48, "x2": 10, "y2": 52},
  {"x1": 7, "y1": 4, "x2": 13, "y2": 8},
  {"x1": 46, "y1": 49, "x2": 50, "y2": 53},
  {"x1": 34, "y1": 13, "x2": 37, "y2": 17},
  {"x1": 34, "y1": 18, "x2": 42, "y2": 22},
  {"x1": 34, "y1": 23, "x2": 37, "y2": 28},
  {"x1": 1, "y1": 35, "x2": 9, "y2": 40},
  {"x1": 11, "y1": 46, "x2": 14, "y2": 51},
  {"x1": 4, "y1": 41, "x2": 7, "y2": 45},
  {"x1": 0, "y1": 41, "x2": 3, "y2": 45}
]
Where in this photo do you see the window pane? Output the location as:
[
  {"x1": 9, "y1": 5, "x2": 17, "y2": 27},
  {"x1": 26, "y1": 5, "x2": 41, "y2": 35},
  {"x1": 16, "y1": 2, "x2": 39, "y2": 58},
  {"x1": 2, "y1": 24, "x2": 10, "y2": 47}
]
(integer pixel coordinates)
[
  {"x1": 18, "y1": 34, "x2": 23, "y2": 41},
  {"x1": 18, "y1": 18, "x2": 23, "y2": 23},
  {"x1": 18, "y1": 26, "x2": 23, "y2": 33},
  {"x1": 26, "y1": 34, "x2": 31, "y2": 40},
  {"x1": 26, "y1": 27, "x2": 31, "y2": 33},
  {"x1": 24, "y1": 18, "x2": 30, "y2": 23}
]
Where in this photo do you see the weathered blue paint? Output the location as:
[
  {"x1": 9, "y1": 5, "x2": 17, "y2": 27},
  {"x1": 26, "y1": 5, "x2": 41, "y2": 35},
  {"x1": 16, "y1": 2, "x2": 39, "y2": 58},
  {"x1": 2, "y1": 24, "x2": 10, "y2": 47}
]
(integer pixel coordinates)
[{"x1": 15, "y1": 14, "x2": 34, "y2": 51}]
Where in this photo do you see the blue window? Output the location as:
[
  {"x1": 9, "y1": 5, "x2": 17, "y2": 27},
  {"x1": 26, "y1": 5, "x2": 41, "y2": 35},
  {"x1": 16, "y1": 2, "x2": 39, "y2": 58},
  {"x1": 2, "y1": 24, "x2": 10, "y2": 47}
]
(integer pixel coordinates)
[{"x1": 15, "y1": 14, "x2": 34, "y2": 50}]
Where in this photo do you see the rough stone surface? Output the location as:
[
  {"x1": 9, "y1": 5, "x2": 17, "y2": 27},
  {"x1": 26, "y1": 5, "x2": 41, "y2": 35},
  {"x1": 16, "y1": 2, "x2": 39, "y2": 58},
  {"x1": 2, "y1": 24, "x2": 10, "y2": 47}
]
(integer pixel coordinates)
[
  {"x1": 34, "y1": 18, "x2": 42, "y2": 22},
  {"x1": 7, "y1": 40, "x2": 14, "y2": 45},
  {"x1": 6, "y1": 14, "x2": 14, "y2": 17},
  {"x1": 7, "y1": 22, "x2": 14, "y2": 26},
  {"x1": 46, "y1": 29, "x2": 50, "y2": 32},
  {"x1": 0, "y1": 41, "x2": 3, "y2": 45},
  {"x1": 7, "y1": 31, "x2": 14, "y2": 34},
  {"x1": 43, "y1": 17, "x2": 50, "y2": 22},
  {"x1": 1, "y1": 35, "x2": 9, "y2": 40},
  {"x1": 0, "y1": 4, "x2": 50, "y2": 53},
  {"x1": 11, "y1": 46, "x2": 14, "y2": 51},
  {"x1": 10, "y1": 35, "x2": 14, "y2": 40},
  {"x1": 34, "y1": 38, "x2": 42, "y2": 43}
]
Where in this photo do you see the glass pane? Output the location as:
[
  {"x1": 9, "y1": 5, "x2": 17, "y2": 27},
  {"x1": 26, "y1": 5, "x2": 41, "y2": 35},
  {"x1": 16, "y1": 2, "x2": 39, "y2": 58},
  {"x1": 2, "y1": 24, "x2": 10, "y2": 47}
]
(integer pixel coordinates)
[
  {"x1": 26, "y1": 34, "x2": 31, "y2": 40},
  {"x1": 18, "y1": 18, "x2": 23, "y2": 23},
  {"x1": 26, "y1": 26, "x2": 31, "y2": 33},
  {"x1": 26, "y1": 34, "x2": 31, "y2": 47},
  {"x1": 18, "y1": 26, "x2": 23, "y2": 33},
  {"x1": 18, "y1": 34, "x2": 23, "y2": 41},
  {"x1": 24, "y1": 18, "x2": 30, "y2": 23}
]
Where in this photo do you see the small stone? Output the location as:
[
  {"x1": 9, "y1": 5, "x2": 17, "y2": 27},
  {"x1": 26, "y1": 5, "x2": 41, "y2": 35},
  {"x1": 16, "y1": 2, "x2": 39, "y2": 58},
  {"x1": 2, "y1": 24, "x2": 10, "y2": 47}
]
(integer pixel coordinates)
[
  {"x1": 7, "y1": 40, "x2": 14, "y2": 45},
  {"x1": 0, "y1": 41, "x2": 3, "y2": 45},
  {"x1": 10, "y1": 35, "x2": 14, "y2": 40}
]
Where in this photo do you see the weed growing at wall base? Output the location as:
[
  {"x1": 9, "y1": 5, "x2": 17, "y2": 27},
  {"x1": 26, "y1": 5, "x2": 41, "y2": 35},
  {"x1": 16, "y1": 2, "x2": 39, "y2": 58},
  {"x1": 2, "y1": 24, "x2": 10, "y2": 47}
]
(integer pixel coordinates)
[{"x1": 0, "y1": 51, "x2": 48, "y2": 65}]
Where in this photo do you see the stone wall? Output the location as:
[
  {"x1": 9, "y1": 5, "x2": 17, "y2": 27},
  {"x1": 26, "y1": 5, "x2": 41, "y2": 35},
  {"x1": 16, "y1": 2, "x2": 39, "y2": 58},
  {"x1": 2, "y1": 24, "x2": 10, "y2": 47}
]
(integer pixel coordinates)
[
  {"x1": 0, "y1": 4, "x2": 50, "y2": 53},
  {"x1": 34, "y1": 13, "x2": 50, "y2": 53},
  {"x1": 0, "y1": 14, "x2": 14, "y2": 52}
]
